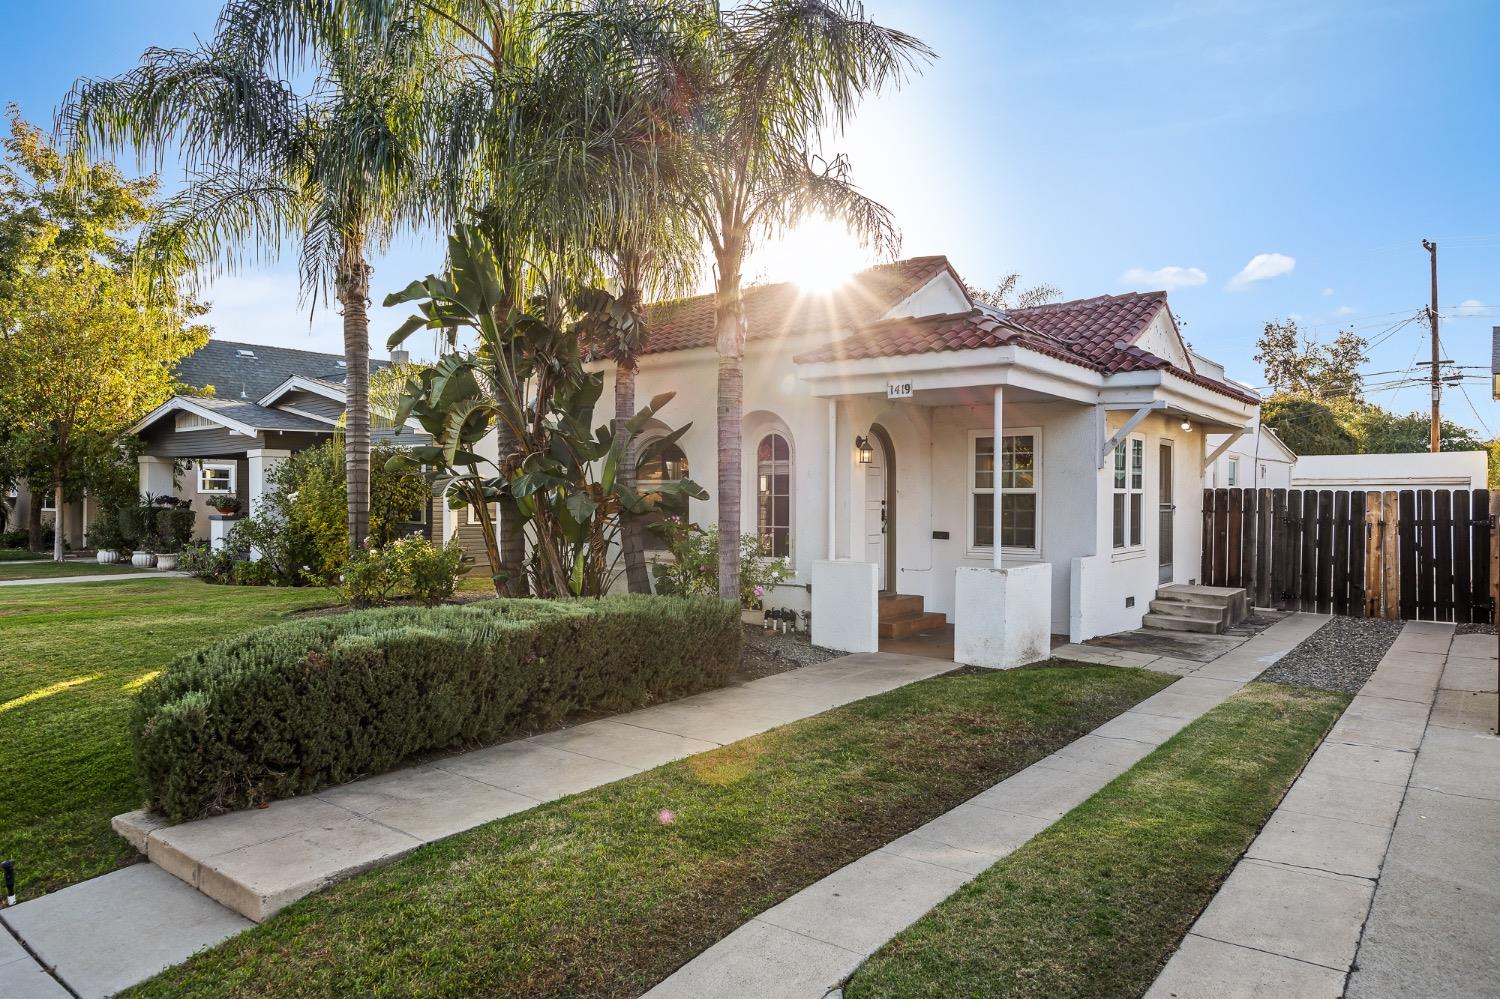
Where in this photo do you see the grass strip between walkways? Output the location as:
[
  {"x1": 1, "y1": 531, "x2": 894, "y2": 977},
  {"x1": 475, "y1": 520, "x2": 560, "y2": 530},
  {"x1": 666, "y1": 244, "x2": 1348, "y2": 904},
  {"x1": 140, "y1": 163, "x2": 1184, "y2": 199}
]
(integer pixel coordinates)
[
  {"x1": 845, "y1": 680, "x2": 1350, "y2": 999},
  {"x1": 125, "y1": 662, "x2": 1173, "y2": 999}
]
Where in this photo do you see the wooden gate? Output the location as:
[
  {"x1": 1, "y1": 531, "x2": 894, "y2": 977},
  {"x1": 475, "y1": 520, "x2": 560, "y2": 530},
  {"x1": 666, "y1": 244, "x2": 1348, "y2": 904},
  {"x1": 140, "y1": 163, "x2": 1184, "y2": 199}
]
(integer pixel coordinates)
[{"x1": 1200, "y1": 487, "x2": 1496, "y2": 623}]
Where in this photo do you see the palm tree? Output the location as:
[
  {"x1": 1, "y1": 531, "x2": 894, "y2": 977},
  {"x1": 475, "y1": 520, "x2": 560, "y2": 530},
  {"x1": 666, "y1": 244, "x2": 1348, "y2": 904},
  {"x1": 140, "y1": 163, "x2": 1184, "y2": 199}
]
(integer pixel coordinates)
[
  {"x1": 61, "y1": 9, "x2": 438, "y2": 553},
  {"x1": 673, "y1": 0, "x2": 930, "y2": 600}
]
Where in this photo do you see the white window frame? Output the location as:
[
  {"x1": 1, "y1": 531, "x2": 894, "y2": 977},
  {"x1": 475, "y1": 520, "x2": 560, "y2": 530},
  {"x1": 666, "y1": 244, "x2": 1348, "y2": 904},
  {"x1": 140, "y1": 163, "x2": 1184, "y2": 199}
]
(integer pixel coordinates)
[
  {"x1": 1112, "y1": 434, "x2": 1146, "y2": 553},
  {"x1": 39, "y1": 490, "x2": 57, "y2": 512},
  {"x1": 198, "y1": 462, "x2": 236, "y2": 495},
  {"x1": 1227, "y1": 456, "x2": 1239, "y2": 487},
  {"x1": 966, "y1": 427, "x2": 1042, "y2": 559}
]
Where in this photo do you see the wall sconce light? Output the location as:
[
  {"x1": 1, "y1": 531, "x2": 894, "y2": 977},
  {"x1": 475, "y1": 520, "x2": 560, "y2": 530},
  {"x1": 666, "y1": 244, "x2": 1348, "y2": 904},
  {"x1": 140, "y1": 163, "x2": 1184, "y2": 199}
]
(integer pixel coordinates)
[
  {"x1": 855, "y1": 435, "x2": 873, "y2": 464},
  {"x1": 1180, "y1": 419, "x2": 1193, "y2": 432}
]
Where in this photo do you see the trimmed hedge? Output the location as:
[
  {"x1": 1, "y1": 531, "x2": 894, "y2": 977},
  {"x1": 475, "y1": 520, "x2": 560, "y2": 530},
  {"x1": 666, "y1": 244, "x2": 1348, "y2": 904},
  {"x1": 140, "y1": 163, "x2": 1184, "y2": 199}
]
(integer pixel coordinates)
[{"x1": 130, "y1": 595, "x2": 742, "y2": 821}]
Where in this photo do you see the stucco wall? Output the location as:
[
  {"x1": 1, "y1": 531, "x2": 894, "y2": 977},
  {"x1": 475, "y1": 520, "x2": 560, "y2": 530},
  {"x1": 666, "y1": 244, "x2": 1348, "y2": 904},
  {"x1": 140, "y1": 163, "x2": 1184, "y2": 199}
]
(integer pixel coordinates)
[{"x1": 1290, "y1": 450, "x2": 1487, "y2": 490}]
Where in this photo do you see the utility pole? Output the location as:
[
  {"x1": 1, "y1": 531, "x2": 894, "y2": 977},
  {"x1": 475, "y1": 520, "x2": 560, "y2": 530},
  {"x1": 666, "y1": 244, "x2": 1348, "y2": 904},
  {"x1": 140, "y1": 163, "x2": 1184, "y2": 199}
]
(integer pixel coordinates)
[{"x1": 1422, "y1": 239, "x2": 1441, "y2": 452}]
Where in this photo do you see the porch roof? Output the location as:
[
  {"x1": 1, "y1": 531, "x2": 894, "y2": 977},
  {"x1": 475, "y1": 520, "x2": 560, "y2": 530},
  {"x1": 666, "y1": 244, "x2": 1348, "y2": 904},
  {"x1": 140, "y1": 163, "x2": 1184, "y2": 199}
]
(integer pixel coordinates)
[
  {"x1": 130, "y1": 394, "x2": 331, "y2": 437},
  {"x1": 793, "y1": 295, "x2": 1259, "y2": 407}
]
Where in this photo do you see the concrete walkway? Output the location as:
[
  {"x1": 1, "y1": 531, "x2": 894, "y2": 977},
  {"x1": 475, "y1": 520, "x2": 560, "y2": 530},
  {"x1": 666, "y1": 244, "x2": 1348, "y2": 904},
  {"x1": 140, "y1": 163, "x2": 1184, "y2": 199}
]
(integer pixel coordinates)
[
  {"x1": 1346, "y1": 630, "x2": 1500, "y2": 998},
  {"x1": 0, "y1": 571, "x2": 187, "y2": 587},
  {"x1": 1, "y1": 651, "x2": 952, "y2": 998},
  {"x1": 1145, "y1": 620, "x2": 1472, "y2": 999},
  {"x1": 644, "y1": 613, "x2": 1329, "y2": 999}
]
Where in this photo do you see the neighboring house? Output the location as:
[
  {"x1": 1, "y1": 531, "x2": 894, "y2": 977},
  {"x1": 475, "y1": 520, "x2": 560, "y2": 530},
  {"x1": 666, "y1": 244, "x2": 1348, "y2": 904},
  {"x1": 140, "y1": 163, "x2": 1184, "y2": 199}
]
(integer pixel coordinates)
[
  {"x1": 129, "y1": 340, "x2": 432, "y2": 543},
  {"x1": 1204, "y1": 418, "x2": 1297, "y2": 490},
  {"x1": 583, "y1": 255, "x2": 1259, "y2": 654},
  {"x1": 1290, "y1": 451, "x2": 1487, "y2": 492}
]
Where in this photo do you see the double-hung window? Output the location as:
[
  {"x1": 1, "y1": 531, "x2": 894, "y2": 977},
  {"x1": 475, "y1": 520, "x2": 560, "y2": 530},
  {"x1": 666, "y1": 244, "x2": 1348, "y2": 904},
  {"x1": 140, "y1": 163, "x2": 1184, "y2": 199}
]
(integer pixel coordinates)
[
  {"x1": 970, "y1": 430, "x2": 1040, "y2": 554},
  {"x1": 1112, "y1": 437, "x2": 1144, "y2": 549},
  {"x1": 1227, "y1": 457, "x2": 1239, "y2": 487},
  {"x1": 199, "y1": 463, "x2": 235, "y2": 494},
  {"x1": 756, "y1": 433, "x2": 792, "y2": 558}
]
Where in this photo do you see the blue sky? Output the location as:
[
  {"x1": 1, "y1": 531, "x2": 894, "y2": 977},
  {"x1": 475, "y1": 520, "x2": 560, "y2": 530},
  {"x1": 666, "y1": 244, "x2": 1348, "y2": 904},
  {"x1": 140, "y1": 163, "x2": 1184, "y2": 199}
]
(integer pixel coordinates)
[{"x1": 5, "y1": 0, "x2": 1498, "y2": 433}]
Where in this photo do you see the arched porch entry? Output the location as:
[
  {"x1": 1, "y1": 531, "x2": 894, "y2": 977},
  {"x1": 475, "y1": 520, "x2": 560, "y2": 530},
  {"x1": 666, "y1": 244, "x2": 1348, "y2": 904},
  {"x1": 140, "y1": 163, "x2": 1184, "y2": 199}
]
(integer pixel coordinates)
[{"x1": 864, "y1": 423, "x2": 898, "y2": 593}]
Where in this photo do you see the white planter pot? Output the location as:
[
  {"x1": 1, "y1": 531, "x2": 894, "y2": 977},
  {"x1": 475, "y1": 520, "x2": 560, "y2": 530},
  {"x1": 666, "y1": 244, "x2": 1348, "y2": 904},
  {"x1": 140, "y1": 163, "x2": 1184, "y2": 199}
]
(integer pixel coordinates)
[
  {"x1": 131, "y1": 551, "x2": 156, "y2": 569},
  {"x1": 155, "y1": 553, "x2": 179, "y2": 571},
  {"x1": 96, "y1": 549, "x2": 120, "y2": 565}
]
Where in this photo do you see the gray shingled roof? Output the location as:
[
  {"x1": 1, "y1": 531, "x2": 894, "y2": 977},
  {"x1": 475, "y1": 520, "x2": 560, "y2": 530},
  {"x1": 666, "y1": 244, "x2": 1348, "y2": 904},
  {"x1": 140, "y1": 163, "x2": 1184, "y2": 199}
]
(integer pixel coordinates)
[
  {"x1": 174, "y1": 338, "x2": 386, "y2": 403},
  {"x1": 190, "y1": 395, "x2": 330, "y2": 433}
]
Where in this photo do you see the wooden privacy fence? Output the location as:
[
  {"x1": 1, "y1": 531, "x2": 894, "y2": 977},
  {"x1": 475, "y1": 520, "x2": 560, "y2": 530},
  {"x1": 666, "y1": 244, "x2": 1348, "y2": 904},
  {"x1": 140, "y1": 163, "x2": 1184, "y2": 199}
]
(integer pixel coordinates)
[{"x1": 1201, "y1": 487, "x2": 1496, "y2": 623}]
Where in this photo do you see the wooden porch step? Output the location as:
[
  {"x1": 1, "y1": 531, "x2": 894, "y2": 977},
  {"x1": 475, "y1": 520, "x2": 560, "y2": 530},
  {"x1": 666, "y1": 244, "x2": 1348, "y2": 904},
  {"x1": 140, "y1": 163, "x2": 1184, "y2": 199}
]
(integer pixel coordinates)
[
  {"x1": 879, "y1": 611, "x2": 949, "y2": 639},
  {"x1": 878, "y1": 593, "x2": 926, "y2": 622}
]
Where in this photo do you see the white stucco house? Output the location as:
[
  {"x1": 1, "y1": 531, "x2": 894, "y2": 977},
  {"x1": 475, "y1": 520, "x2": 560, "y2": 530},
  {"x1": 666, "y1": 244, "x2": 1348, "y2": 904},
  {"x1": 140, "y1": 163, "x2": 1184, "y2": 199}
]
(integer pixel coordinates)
[
  {"x1": 574, "y1": 256, "x2": 1259, "y2": 663},
  {"x1": 1204, "y1": 419, "x2": 1297, "y2": 490}
]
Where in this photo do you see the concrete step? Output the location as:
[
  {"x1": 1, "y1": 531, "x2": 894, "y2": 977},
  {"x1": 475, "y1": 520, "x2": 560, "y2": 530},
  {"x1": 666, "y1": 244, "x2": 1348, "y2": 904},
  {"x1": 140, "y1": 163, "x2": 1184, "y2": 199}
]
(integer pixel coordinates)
[
  {"x1": 1149, "y1": 598, "x2": 1231, "y2": 623},
  {"x1": 878, "y1": 611, "x2": 948, "y2": 639},
  {"x1": 1141, "y1": 612, "x2": 1223, "y2": 635},
  {"x1": 1156, "y1": 584, "x2": 1248, "y2": 624},
  {"x1": 878, "y1": 594, "x2": 925, "y2": 622}
]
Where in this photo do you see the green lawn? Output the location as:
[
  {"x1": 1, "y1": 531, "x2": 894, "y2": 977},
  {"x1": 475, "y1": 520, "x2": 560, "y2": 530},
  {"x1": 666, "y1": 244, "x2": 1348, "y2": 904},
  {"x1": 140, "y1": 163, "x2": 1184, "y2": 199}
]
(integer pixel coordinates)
[
  {"x1": 126, "y1": 663, "x2": 1174, "y2": 999},
  {"x1": 845, "y1": 681, "x2": 1350, "y2": 999},
  {"x1": 0, "y1": 560, "x2": 148, "y2": 580},
  {"x1": 0, "y1": 548, "x2": 51, "y2": 562},
  {"x1": 0, "y1": 579, "x2": 338, "y2": 898}
]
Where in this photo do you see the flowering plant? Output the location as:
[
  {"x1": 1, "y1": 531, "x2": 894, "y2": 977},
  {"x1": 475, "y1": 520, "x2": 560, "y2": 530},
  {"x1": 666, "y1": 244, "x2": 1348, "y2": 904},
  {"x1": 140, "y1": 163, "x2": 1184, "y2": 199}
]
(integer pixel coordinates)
[{"x1": 650, "y1": 519, "x2": 791, "y2": 608}]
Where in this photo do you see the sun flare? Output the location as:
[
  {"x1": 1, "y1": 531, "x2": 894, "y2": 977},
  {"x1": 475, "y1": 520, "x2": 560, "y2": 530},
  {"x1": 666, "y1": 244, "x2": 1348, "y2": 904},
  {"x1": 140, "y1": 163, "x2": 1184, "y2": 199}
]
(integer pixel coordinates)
[{"x1": 756, "y1": 216, "x2": 871, "y2": 293}]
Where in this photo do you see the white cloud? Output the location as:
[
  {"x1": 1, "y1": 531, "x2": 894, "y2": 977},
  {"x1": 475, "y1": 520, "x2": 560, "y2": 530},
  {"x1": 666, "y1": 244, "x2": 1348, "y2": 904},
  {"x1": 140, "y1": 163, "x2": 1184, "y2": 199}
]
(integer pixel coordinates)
[
  {"x1": 1119, "y1": 265, "x2": 1208, "y2": 291},
  {"x1": 1227, "y1": 252, "x2": 1296, "y2": 291},
  {"x1": 1454, "y1": 298, "x2": 1487, "y2": 319},
  {"x1": 1334, "y1": 305, "x2": 1356, "y2": 316},
  {"x1": 1321, "y1": 287, "x2": 1335, "y2": 297}
]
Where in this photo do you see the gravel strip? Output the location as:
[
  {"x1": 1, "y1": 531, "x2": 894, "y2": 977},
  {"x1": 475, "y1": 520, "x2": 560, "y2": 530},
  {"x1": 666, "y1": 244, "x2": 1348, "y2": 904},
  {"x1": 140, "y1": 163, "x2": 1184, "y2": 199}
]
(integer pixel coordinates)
[
  {"x1": 1455, "y1": 622, "x2": 1496, "y2": 636},
  {"x1": 736, "y1": 623, "x2": 845, "y2": 681},
  {"x1": 1259, "y1": 616, "x2": 1405, "y2": 693}
]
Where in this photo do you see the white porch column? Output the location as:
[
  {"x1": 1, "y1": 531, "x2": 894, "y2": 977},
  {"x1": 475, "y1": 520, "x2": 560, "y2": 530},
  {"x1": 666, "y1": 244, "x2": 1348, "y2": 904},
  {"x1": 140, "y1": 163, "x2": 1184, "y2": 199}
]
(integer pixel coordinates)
[
  {"x1": 992, "y1": 386, "x2": 1003, "y2": 569},
  {"x1": 826, "y1": 398, "x2": 838, "y2": 560},
  {"x1": 138, "y1": 455, "x2": 175, "y2": 500},
  {"x1": 245, "y1": 449, "x2": 291, "y2": 519},
  {"x1": 812, "y1": 558, "x2": 879, "y2": 653}
]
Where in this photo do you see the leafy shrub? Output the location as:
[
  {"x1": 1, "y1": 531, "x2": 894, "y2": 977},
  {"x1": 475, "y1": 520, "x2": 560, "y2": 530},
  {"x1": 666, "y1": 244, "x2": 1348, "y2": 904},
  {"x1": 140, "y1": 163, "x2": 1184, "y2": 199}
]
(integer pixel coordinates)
[
  {"x1": 651, "y1": 520, "x2": 792, "y2": 607},
  {"x1": 130, "y1": 595, "x2": 741, "y2": 820},
  {"x1": 89, "y1": 514, "x2": 126, "y2": 551},
  {"x1": 225, "y1": 511, "x2": 321, "y2": 585},
  {"x1": 341, "y1": 535, "x2": 468, "y2": 607},
  {"x1": 405, "y1": 537, "x2": 467, "y2": 605},
  {"x1": 179, "y1": 541, "x2": 234, "y2": 582},
  {"x1": 2, "y1": 528, "x2": 30, "y2": 549},
  {"x1": 155, "y1": 506, "x2": 196, "y2": 552}
]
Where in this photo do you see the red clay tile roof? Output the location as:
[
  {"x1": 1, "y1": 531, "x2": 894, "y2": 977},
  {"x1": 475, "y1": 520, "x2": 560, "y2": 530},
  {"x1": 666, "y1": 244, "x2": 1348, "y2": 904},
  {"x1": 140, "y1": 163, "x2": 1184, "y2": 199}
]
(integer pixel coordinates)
[
  {"x1": 639, "y1": 255, "x2": 954, "y2": 355},
  {"x1": 794, "y1": 291, "x2": 1260, "y2": 406}
]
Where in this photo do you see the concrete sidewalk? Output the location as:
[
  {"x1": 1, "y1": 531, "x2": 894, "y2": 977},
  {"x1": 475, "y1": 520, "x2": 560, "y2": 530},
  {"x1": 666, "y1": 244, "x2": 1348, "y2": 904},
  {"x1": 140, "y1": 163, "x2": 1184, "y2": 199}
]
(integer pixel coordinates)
[
  {"x1": 1345, "y1": 629, "x2": 1500, "y2": 998},
  {"x1": 2, "y1": 650, "x2": 952, "y2": 998},
  {"x1": 645, "y1": 613, "x2": 1329, "y2": 999}
]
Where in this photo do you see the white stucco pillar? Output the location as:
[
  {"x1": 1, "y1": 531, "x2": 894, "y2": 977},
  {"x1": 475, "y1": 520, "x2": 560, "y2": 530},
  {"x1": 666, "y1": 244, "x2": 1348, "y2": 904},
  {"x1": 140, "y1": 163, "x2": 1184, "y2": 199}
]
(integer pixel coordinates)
[
  {"x1": 138, "y1": 455, "x2": 175, "y2": 500},
  {"x1": 245, "y1": 449, "x2": 291, "y2": 519},
  {"x1": 812, "y1": 558, "x2": 879, "y2": 653},
  {"x1": 992, "y1": 386, "x2": 1004, "y2": 570},
  {"x1": 826, "y1": 398, "x2": 838, "y2": 561}
]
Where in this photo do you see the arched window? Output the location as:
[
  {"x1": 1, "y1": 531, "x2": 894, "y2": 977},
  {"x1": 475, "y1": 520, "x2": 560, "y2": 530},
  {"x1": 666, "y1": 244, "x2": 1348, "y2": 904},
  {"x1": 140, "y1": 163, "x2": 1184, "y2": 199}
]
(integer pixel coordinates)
[
  {"x1": 757, "y1": 432, "x2": 792, "y2": 557},
  {"x1": 638, "y1": 440, "x2": 690, "y2": 549}
]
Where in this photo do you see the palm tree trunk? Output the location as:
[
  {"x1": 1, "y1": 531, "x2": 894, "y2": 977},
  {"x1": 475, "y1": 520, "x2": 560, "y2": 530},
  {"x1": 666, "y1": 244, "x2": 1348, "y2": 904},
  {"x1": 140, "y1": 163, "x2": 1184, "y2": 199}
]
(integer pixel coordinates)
[
  {"x1": 714, "y1": 252, "x2": 745, "y2": 603},
  {"x1": 617, "y1": 361, "x2": 651, "y2": 594},
  {"x1": 493, "y1": 419, "x2": 529, "y2": 596},
  {"x1": 335, "y1": 246, "x2": 372, "y2": 554}
]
